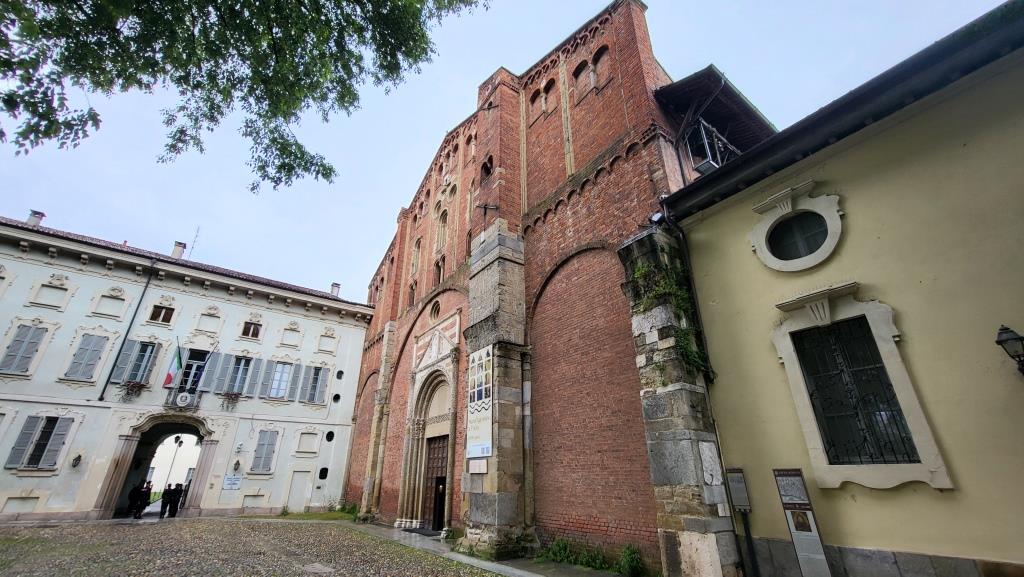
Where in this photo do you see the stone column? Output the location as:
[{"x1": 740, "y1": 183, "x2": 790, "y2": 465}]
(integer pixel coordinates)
[
  {"x1": 460, "y1": 218, "x2": 533, "y2": 559},
  {"x1": 182, "y1": 439, "x2": 219, "y2": 515},
  {"x1": 92, "y1": 434, "x2": 140, "y2": 518},
  {"x1": 618, "y1": 227, "x2": 740, "y2": 577}
]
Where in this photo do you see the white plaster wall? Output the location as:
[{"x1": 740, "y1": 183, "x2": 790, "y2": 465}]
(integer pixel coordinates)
[{"x1": 0, "y1": 228, "x2": 370, "y2": 517}]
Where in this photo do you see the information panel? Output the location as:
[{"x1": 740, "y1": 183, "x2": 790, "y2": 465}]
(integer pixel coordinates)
[
  {"x1": 466, "y1": 346, "x2": 493, "y2": 459},
  {"x1": 773, "y1": 469, "x2": 831, "y2": 577}
]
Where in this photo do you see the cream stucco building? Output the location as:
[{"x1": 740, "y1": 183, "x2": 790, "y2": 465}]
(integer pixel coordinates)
[
  {"x1": 616, "y1": 3, "x2": 1024, "y2": 575},
  {"x1": 0, "y1": 213, "x2": 372, "y2": 519}
]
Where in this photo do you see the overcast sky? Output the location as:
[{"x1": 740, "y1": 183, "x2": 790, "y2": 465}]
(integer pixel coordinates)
[{"x1": 1, "y1": 0, "x2": 1004, "y2": 304}]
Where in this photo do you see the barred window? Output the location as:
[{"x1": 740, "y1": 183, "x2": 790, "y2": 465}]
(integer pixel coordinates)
[{"x1": 791, "y1": 316, "x2": 919, "y2": 465}]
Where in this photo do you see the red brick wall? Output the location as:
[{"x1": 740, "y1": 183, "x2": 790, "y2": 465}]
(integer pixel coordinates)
[
  {"x1": 529, "y1": 248, "x2": 659, "y2": 562},
  {"x1": 344, "y1": 372, "x2": 377, "y2": 505}
]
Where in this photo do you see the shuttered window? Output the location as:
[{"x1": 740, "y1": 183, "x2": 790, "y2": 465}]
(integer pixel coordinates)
[
  {"x1": 0, "y1": 325, "x2": 47, "y2": 374},
  {"x1": 64, "y1": 334, "x2": 109, "y2": 380},
  {"x1": 268, "y1": 363, "x2": 292, "y2": 398},
  {"x1": 306, "y1": 367, "x2": 327, "y2": 404},
  {"x1": 226, "y1": 357, "x2": 252, "y2": 394},
  {"x1": 251, "y1": 430, "x2": 279, "y2": 473},
  {"x1": 126, "y1": 342, "x2": 157, "y2": 382},
  {"x1": 5, "y1": 416, "x2": 73, "y2": 470}
]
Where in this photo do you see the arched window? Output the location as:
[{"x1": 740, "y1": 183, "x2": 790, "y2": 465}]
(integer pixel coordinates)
[
  {"x1": 572, "y1": 60, "x2": 590, "y2": 96},
  {"x1": 466, "y1": 135, "x2": 475, "y2": 159},
  {"x1": 593, "y1": 45, "x2": 610, "y2": 87},
  {"x1": 436, "y1": 210, "x2": 448, "y2": 251},
  {"x1": 408, "y1": 282, "x2": 417, "y2": 308},
  {"x1": 529, "y1": 89, "x2": 542, "y2": 120},
  {"x1": 542, "y1": 78, "x2": 556, "y2": 112},
  {"x1": 411, "y1": 238, "x2": 421, "y2": 275},
  {"x1": 481, "y1": 156, "x2": 493, "y2": 182},
  {"x1": 434, "y1": 256, "x2": 445, "y2": 287}
]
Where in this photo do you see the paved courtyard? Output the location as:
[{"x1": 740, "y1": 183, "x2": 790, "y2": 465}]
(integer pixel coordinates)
[{"x1": 0, "y1": 518, "x2": 499, "y2": 577}]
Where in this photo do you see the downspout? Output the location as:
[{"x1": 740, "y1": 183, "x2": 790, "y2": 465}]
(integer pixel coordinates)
[
  {"x1": 98, "y1": 258, "x2": 157, "y2": 402},
  {"x1": 659, "y1": 200, "x2": 761, "y2": 577}
]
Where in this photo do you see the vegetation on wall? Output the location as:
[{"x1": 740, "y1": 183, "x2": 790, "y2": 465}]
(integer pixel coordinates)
[
  {"x1": 631, "y1": 259, "x2": 709, "y2": 375},
  {"x1": 535, "y1": 538, "x2": 646, "y2": 576}
]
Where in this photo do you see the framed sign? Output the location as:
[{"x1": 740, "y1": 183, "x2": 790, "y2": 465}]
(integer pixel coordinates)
[
  {"x1": 466, "y1": 346, "x2": 493, "y2": 459},
  {"x1": 773, "y1": 469, "x2": 831, "y2": 577},
  {"x1": 726, "y1": 468, "x2": 751, "y2": 512},
  {"x1": 222, "y1": 474, "x2": 242, "y2": 490}
]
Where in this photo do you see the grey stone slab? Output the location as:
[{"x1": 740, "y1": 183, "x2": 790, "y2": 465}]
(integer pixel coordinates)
[
  {"x1": 842, "y1": 546, "x2": 900, "y2": 577},
  {"x1": 716, "y1": 531, "x2": 740, "y2": 565},
  {"x1": 932, "y1": 556, "x2": 981, "y2": 577},
  {"x1": 824, "y1": 545, "x2": 848, "y2": 577},
  {"x1": 702, "y1": 484, "x2": 727, "y2": 505},
  {"x1": 494, "y1": 492, "x2": 519, "y2": 526},
  {"x1": 895, "y1": 552, "x2": 936, "y2": 577},
  {"x1": 646, "y1": 439, "x2": 698, "y2": 485},
  {"x1": 768, "y1": 538, "x2": 802, "y2": 577},
  {"x1": 641, "y1": 393, "x2": 672, "y2": 420},
  {"x1": 660, "y1": 531, "x2": 683, "y2": 577},
  {"x1": 469, "y1": 493, "x2": 496, "y2": 524}
]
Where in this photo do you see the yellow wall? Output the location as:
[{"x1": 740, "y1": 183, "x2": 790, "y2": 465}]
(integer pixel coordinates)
[{"x1": 686, "y1": 52, "x2": 1024, "y2": 564}]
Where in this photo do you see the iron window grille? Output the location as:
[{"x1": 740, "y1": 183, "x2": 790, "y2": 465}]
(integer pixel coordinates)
[{"x1": 791, "y1": 316, "x2": 920, "y2": 465}]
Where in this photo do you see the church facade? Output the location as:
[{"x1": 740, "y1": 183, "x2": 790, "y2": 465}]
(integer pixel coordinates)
[{"x1": 347, "y1": 1, "x2": 1023, "y2": 576}]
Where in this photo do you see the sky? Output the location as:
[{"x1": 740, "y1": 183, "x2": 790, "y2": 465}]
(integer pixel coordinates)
[{"x1": 0, "y1": 0, "x2": 1005, "y2": 304}]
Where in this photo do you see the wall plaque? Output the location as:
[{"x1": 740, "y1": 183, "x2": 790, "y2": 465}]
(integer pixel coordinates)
[
  {"x1": 773, "y1": 469, "x2": 831, "y2": 577},
  {"x1": 466, "y1": 346, "x2": 493, "y2": 458}
]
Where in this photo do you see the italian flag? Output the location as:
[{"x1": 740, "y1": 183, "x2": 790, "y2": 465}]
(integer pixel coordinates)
[{"x1": 163, "y1": 350, "x2": 182, "y2": 388}]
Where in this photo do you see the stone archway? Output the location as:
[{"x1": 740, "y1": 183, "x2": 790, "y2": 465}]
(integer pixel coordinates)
[
  {"x1": 394, "y1": 330, "x2": 459, "y2": 533},
  {"x1": 93, "y1": 413, "x2": 220, "y2": 519}
]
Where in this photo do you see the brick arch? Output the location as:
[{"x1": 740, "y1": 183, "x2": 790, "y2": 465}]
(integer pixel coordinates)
[
  {"x1": 527, "y1": 242, "x2": 610, "y2": 334},
  {"x1": 345, "y1": 371, "x2": 378, "y2": 505},
  {"x1": 528, "y1": 247, "x2": 659, "y2": 562}
]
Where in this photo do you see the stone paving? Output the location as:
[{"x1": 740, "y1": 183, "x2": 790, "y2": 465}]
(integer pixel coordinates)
[{"x1": 0, "y1": 518, "x2": 501, "y2": 577}]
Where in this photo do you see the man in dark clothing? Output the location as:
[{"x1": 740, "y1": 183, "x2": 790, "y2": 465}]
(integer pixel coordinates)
[
  {"x1": 160, "y1": 484, "x2": 173, "y2": 519},
  {"x1": 128, "y1": 481, "x2": 144, "y2": 519},
  {"x1": 167, "y1": 483, "x2": 183, "y2": 518},
  {"x1": 140, "y1": 481, "x2": 152, "y2": 517}
]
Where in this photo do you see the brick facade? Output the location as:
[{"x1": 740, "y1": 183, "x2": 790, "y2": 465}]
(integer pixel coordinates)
[{"x1": 346, "y1": 0, "x2": 694, "y2": 567}]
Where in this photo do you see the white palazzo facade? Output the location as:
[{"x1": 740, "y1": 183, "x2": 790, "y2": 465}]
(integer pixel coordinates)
[{"x1": 0, "y1": 212, "x2": 372, "y2": 520}]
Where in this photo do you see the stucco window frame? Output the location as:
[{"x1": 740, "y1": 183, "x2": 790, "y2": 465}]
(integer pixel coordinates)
[
  {"x1": 278, "y1": 322, "x2": 304, "y2": 350},
  {"x1": 26, "y1": 274, "x2": 76, "y2": 312},
  {"x1": 88, "y1": 286, "x2": 131, "y2": 321},
  {"x1": 246, "y1": 424, "x2": 285, "y2": 478},
  {"x1": 8, "y1": 409, "x2": 85, "y2": 477},
  {"x1": 771, "y1": 282, "x2": 952, "y2": 490},
  {"x1": 143, "y1": 295, "x2": 177, "y2": 329},
  {"x1": 0, "y1": 317, "x2": 61, "y2": 379},
  {"x1": 750, "y1": 180, "x2": 843, "y2": 272},
  {"x1": 58, "y1": 325, "x2": 120, "y2": 386},
  {"x1": 293, "y1": 427, "x2": 321, "y2": 457},
  {"x1": 0, "y1": 265, "x2": 15, "y2": 301}
]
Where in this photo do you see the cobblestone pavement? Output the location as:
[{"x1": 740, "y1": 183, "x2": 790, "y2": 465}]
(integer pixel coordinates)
[{"x1": 0, "y1": 518, "x2": 499, "y2": 577}]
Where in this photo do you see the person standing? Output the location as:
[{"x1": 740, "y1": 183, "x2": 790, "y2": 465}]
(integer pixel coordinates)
[
  {"x1": 128, "y1": 481, "x2": 144, "y2": 519},
  {"x1": 160, "y1": 484, "x2": 173, "y2": 519},
  {"x1": 167, "y1": 483, "x2": 183, "y2": 518},
  {"x1": 140, "y1": 481, "x2": 153, "y2": 517}
]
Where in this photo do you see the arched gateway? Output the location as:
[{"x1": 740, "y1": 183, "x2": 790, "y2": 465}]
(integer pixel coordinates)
[
  {"x1": 93, "y1": 412, "x2": 221, "y2": 518},
  {"x1": 394, "y1": 330, "x2": 458, "y2": 533}
]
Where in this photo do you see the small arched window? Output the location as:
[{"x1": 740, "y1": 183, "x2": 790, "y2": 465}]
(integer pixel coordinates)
[
  {"x1": 593, "y1": 45, "x2": 610, "y2": 87},
  {"x1": 572, "y1": 60, "x2": 591, "y2": 96},
  {"x1": 529, "y1": 89, "x2": 543, "y2": 120},
  {"x1": 466, "y1": 135, "x2": 475, "y2": 159},
  {"x1": 411, "y1": 238, "x2": 421, "y2": 275},
  {"x1": 481, "y1": 156, "x2": 493, "y2": 182},
  {"x1": 542, "y1": 78, "x2": 556, "y2": 112},
  {"x1": 408, "y1": 282, "x2": 417, "y2": 308},
  {"x1": 437, "y1": 210, "x2": 448, "y2": 251},
  {"x1": 434, "y1": 257, "x2": 445, "y2": 287}
]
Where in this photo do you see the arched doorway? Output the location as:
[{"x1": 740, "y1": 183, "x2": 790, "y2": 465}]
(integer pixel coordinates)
[
  {"x1": 395, "y1": 370, "x2": 456, "y2": 533},
  {"x1": 93, "y1": 413, "x2": 219, "y2": 519}
]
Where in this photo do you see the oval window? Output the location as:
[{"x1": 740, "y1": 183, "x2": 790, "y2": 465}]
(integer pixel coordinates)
[{"x1": 767, "y1": 211, "x2": 828, "y2": 261}]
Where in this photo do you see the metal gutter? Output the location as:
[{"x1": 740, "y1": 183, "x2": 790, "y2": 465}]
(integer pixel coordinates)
[{"x1": 664, "y1": 0, "x2": 1024, "y2": 221}]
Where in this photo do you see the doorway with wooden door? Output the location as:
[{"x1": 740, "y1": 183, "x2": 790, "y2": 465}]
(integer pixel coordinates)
[{"x1": 422, "y1": 435, "x2": 449, "y2": 532}]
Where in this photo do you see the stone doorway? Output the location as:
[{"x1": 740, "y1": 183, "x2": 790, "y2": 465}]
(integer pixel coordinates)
[
  {"x1": 423, "y1": 435, "x2": 449, "y2": 531},
  {"x1": 93, "y1": 413, "x2": 219, "y2": 519}
]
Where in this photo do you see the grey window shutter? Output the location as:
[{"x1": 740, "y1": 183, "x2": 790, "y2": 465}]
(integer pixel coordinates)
[
  {"x1": 287, "y1": 364, "x2": 304, "y2": 401},
  {"x1": 38, "y1": 417, "x2": 73, "y2": 469},
  {"x1": 65, "y1": 335, "x2": 93, "y2": 378},
  {"x1": 5, "y1": 416, "x2": 41, "y2": 469},
  {"x1": 14, "y1": 327, "x2": 47, "y2": 373},
  {"x1": 298, "y1": 366, "x2": 314, "y2": 403},
  {"x1": 197, "y1": 352, "x2": 223, "y2": 392},
  {"x1": 109, "y1": 339, "x2": 139, "y2": 384},
  {"x1": 79, "y1": 335, "x2": 108, "y2": 380},
  {"x1": 0, "y1": 325, "x2": 32, "y2": 372},
  {"x1": 252, "y1": 430, "x2": 270, "y2": 471},
  {"x1": 211, "y1": 354, "x2": 232, "y2": 393},
  {"x1": 258, "y1": 361, "x2": 276, "y2": 398},
  {"x1": 314, "y1": 370, "x2": 328, "y2": 405},
  {"x1": 140, "y1": 343, "x2": 162, "y2": 384},
  {"x1": 262, "y1": 430, "x2": 279, "y2": 471},
  {"x1": 244, "y1": 359, "x2": 263, "y2": 397}
]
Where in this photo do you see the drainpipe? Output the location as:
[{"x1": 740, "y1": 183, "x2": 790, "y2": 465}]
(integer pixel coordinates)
[
  {"x1": 98, "y1": 258, "x2": 157, "y2": 402},
  {"x1": 658, "y1": 200, "x2": 762, "y2": 577}
]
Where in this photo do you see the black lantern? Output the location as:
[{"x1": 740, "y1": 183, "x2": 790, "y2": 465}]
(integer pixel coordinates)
[{"x1": 995, "y1": 325, "x2": 1024, "y2": 375}]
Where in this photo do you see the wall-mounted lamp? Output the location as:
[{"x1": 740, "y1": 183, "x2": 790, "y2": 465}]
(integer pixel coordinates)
[
  {"x1": 995, "y1": 325, "x2": 1024, "y2": 375},
  {"x1": 233, "y1": 460, "x2": 241, "y2": 472},
  {"x1": 71, "y1": 454, "x2": 82, "y2": 468}
]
